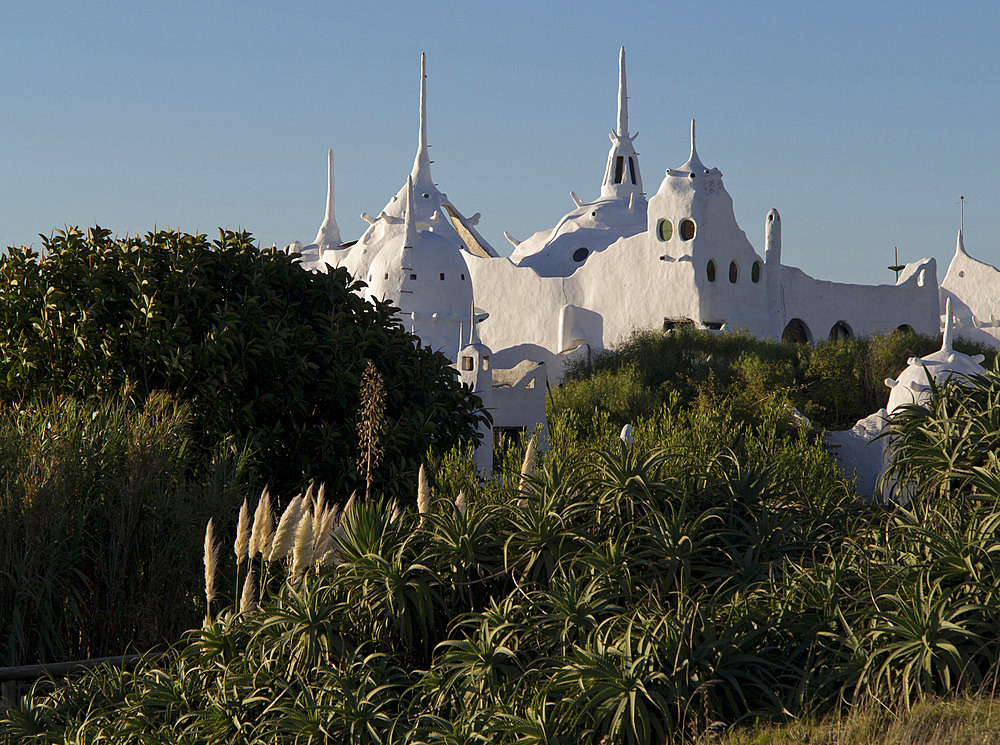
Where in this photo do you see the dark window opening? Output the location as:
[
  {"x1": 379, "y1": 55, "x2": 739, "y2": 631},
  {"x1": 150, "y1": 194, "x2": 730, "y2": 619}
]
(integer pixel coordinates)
[
  {"x1": 628, "y1": 157, "x2": 637, "y2": 184},
  {"x1": 680, "y1": 219, "x2": 696, "y2": 241},
  {"x1": 384, "y1": 272, "x2": 389, "y2": 279},
  {"x1": 440, "y1": 273, "x2": 445, "y2": 280},
  {"x1": 409, "y1": 273, "x2": 417, "y2": 280},
  {"x1": 461, "y1": 356, "x2": 474, "y2": 371},
  {"x1": 829, "y1": 321, "x2": 853, "y2": 341},
  {"x1": 895, "y1": 324, "x2": 915, "y2": 335},
  {"x1": 663, "y1": 318, "x2": 695, "y2": 331},
  {"x1": 704, "y1": 321, "x2": 724, "y2": 330},
  {"x1": 782, "y1": 318, "x2": 812, "y2": 344},
  {"x1": 494, "y1": 427, "x2": 527, "y2": 473},
  {"x1": 729, "y1": 261, "x2": 738, "y2": 283},
  {"x1": 572, "y1": 247, "x2": 589, "y2": 262},
  {"x1": 706, "y1": 260, "x2": 716, "y2": 282},
  {"x1": 614, "y1": 156, "x2": 624, "y2": 184},
  {"x1": 460, "y1": 273, "x2": 465, "y2": 280},
  {"x1": 751, "y1": 261, "x2": 761, "y2": 283}
]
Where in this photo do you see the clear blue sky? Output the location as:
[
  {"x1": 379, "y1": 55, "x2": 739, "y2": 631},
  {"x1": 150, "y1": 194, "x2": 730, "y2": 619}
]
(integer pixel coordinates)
[{"x1": 2, "y1": 1, "x2": 998, "y2": 283}]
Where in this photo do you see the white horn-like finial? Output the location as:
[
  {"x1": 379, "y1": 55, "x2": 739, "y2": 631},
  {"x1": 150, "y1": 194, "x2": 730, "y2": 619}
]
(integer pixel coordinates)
[
  {"x1": 942, "y1": 297, "x2": 954, "y2": 352},
  {"x1": 956, "y1": 228, "x2": 966, "y2": 255},
  {"x1": 410, "y1": 53, "x2": 432, "y2": 187},
  {"x1": 616, "y1": 46, "x2": 628, "y2": 138},
  {"x1": 314, "y1": 148, "x2": 342, "y2": 248}
]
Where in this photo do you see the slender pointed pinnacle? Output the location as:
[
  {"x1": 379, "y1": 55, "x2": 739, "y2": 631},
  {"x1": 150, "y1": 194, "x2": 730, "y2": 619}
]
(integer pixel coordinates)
[
  {"x1": 403, "y1": 175, "x2": 418, "y2": 249},
  {"x1": 469, "y1": 302, "x2": 475, "y2": 345},
  {"x1": 690, "y1": 119, "x2": 697, "y2": 161},
  {"x1": 942, "y1": 297, "x2": 954, "y2": 352},
  {"x1": 956, "y1": 228, "x2": 966, "y2": 255},
  {"x1": 314, "y1": 148, "x2": 342, "y2": 246},
  {"x1": 410, "y1": 52, "x2": 432, "y2": 186},
  {"x1": 616, "y1": 46, "x2": 628, "y2": 138}
]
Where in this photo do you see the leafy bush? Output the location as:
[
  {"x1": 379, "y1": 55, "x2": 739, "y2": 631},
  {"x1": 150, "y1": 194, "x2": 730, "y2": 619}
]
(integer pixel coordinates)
[
  {"x1": 0, "y1": 226, "x2": 485, "y2": 496},
  {"x1": 559, "y1": 327, "x2": 996, "y2": 431}
]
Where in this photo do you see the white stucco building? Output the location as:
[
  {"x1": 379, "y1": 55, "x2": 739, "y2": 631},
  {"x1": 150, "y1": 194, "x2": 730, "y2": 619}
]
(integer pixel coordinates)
[{"x1": 291, "y1": 50, "x2": 946, "y2": 469}]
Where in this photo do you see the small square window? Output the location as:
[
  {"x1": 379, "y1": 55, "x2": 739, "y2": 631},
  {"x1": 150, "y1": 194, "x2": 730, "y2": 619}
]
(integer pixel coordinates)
[
  {"x1": 440, "y1": 273, "x2": 445, "y2": 280},
  {"x1": 384, "y1": 273, "x2": 388, "y2": 279},
  {"x1": 410, "y1": 273, "x2": 417, "y2": 280},
  {"x1": 461, "y1": 356, "x2": 474, "y2": 371},
  {"x1": 460, "y1": 274, "x2": 465, "y2": 280},
  {"x1": 482, "y1": 356, "x2": 490, "y2": 370}
]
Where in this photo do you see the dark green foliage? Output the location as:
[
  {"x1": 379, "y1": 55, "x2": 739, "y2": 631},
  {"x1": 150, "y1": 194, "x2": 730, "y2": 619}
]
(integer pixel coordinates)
[
  {"x1": 0, "y1": 226, "x2": 484, "y2": 496},
  {"x1": 0, "y1": 390, "x2": 249, "y2": 667},
  {"x1": 558, "y1": 327, "x2": 996, "y2": 431}
]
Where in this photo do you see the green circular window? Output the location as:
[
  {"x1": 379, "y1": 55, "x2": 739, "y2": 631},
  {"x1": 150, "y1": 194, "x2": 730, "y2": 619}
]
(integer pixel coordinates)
[
  {"x1": 657, "y1": 219, "x2": 673, "y2": 241},
  {"x1": 751, "y1": 261, "x2": 761, "y2": 283},
  {"x1": 707, "y1": 260, "x2": 716, "y2": 282}
]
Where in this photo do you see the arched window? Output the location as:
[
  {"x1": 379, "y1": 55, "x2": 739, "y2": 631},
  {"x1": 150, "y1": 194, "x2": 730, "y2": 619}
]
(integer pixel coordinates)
[
  {"x1": 751, "y1": 261, "x2": 761, "y2": 283},
  {"x1": 895, "y1": 324, "x2": 915, "y2": 335},
  {"x1": 729, "y1": 261, "x2": 738, "y2": 283},
  {"x1": 706, "y1": 260, "x2": 716, "y2": 282},
  {"x1": 829, "y1": 321, "x2": 853, "y2": 341},
  {"x1": 657, "y1": 219, "x2": 673, "y2": 241},
  {"x1": 680, "y1": 219, "x2": 696, "y2": 241},
  {"x1": 782, "y1": 318, "x2": 812, "y2": 344}
]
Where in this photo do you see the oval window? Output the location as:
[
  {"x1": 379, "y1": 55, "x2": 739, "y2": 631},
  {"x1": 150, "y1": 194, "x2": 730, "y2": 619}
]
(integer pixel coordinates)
[
  {"x1": 680, "y1": 218, "x2": 696, "y2": 241},
  {"x1": 706, "y1": 260, "x2": 716, "y2": 282},
  {"x1": 751, "y1": 261, "x2": 761, "y2": 283},
  {"x1": 657, "y1": 219, "x2": 673, "y2": 241},
  {"x1": 729, "y1": 261, "x2": 738, "y2": 283},
  {"x1": 572, "y1": 247, "x2": 589, "y2": 262}
]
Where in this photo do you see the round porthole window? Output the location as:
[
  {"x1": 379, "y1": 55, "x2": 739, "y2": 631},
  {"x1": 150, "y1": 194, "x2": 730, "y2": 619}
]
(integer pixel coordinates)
[
  {"x1": 657, "y1": 219, "x2": 673, "y2": 241},
  {"x1": 422, "y1": 193, "x2": 430, "y2": 199},
  {"x1": 680, "y1": 219, "x2": 696, "y2": 241},
  {"x1": 707, "y1": 260, "x2": 716, "y2": 282},
  {"x1": 751, "y1": 261, "x2": 761, "y2": 283},
  {"x1": 572, "y1": 247, "x2": 589, "y2": 262},
  {"x1": 729, "y1": 261, "x2": 738, "y2": 283}
]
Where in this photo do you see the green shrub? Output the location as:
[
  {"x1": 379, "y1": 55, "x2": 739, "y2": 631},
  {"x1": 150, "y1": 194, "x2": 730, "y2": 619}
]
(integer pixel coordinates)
[{"x1": 0, "y1": 226, "x2": 485, "y2": 496}]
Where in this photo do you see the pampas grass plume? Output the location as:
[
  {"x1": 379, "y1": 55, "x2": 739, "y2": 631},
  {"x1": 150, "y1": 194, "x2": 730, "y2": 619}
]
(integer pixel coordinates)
[
  {"x1": 203, "y1": 518, "x2": 220, "y2": 606},
  {"x1": 455, "y1": 490, "x2": 467, "y2": 516},
  {"x1": 249, "y1": 487, "x2": 272, "y2": 559},
  {"x1": 240, "y1": 566, "x2": 257, "y2": 613},
  {"x1": 291, "y1": 508, "x2": 315, "y2": 579},
  {"x1": 260, "y1": 490, "x2": 275, "y2": 556},
  {"x1": 519, "y1": 435, "x2": 537, "y2": 494},
  {"x1": 269, "y1": 495, "x2": 303, "y2": 562},
  {"x1": 234, "y1": 497, "x2": 251, "y2": 564},
  {"x1": 418, "y1": 464, "x2": 431, "y2": 523}
]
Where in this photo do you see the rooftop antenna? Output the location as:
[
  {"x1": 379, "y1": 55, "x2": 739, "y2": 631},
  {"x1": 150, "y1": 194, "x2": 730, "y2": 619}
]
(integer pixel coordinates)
[
  {"x1": 888, "y1": 246, "x2": 904, "y2": 282},
  {"x1": 960, "y1": 195, "x2": 965, "y2": 233}
]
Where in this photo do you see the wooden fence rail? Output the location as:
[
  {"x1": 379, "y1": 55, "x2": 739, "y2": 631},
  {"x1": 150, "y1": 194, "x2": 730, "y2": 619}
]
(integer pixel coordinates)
[{"x1": 0, "y1": 654, "x2": 150, "y2": 708}]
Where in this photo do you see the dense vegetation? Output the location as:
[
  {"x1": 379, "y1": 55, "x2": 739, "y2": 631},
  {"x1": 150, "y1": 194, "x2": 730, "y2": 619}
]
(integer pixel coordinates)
[
  {"x1": 0, "y1": 226, "x2": 485, "y2": 496},
  {"x1": 556, "y1": 326, "x2": 996, "y2": 431},
  {"x1": 7, "y1": 355, "x2": 1000, "y2": 743}
]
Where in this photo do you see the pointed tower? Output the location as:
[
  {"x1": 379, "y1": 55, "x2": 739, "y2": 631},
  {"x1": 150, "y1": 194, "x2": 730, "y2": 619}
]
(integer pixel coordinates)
[
  {"x1": 457, "y1": 304, "x2": 494, "y2": 474},
  {"x1": 410, "y1": 52, "x2": 435, "y2": 197},
  {"x1": 313, "y1": 148, "x2": 342, "y2": 250},
  {"x1": 600, "y1": 47, "x2": 643, "y2": 200}
]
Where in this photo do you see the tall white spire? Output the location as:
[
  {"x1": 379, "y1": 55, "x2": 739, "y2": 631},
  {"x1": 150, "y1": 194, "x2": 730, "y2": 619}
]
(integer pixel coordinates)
[
  {"x1": 600, "y1": 47, "x2": 642, "y2": 200},
  {"x1": 941, "y1": 297, "x2": 954, "y2": 352},
  {"x1": 616, "y1": 46, "x2": 628, "y2": 138},
  {"x1": 313, "y1": 148, "x2": 342, "y2": 249},
  {"x1": 410, "y1": 52, "x2": 433, "y2": 190},
  {"x1": 680, "y1": 118, "x2": 706, "y2": 173},
  {"x1": 955, "y1": 228, "x2": 967, "y2": 255}
]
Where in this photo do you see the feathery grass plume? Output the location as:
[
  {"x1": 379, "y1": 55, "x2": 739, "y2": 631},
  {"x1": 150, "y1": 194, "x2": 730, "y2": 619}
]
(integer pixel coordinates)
[
  {"x1": 234, "y1": 497, "x2": 251, "y2": 564},
  {"x1": 357, "y1": 359, "x2": 386, "y2": 501},
  {"x1": 455, "y1": 490, "x2": 467, "y2": 516},
  {"x1": 313, "y1": 506, "x2": 338, "y2": 567},
  {"x1": 269, "y1": 495, "x2": 303, "y2": 562},
  {"x1": 418, "y1": 464, "x2": 431, "y2": 524},
  {"x1": 239, "y1": 566, "x2": 257, "y2": 613},
  {"x1": 259, "y1": 490, "x2": 275, "y2": 556},
  {"x1": 203, "y1": 518, "x2": 220, "y2": 609},
  {"x1": 519, "y1": 435, "x2": 537, "y2": 494},
  {"x1": 291, "y1": 508, "x2": 315, "y2": 580},
  {"x1": 311, "y1": 482, "x2": 328, "y2": 546},
  {"x1": 248, "y1": 487, "x2": 269, "y2": 559},
  {"x1": 390, "y1": 499, "x2": 402, "y2": 523}
]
